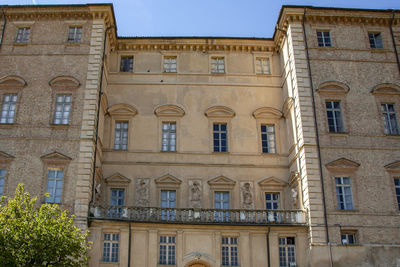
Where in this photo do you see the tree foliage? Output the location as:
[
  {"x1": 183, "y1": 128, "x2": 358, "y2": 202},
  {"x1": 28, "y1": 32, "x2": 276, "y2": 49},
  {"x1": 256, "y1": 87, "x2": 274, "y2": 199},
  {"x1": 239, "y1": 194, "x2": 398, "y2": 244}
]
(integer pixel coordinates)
[{"x1": 0, "y1": 184, "x2": 91, "y2": 266}]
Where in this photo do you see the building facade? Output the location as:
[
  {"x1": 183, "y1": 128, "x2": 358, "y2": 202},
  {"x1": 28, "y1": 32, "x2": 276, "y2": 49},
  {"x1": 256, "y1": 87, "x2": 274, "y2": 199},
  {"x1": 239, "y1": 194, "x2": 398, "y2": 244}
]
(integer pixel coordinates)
[{"x1": 0, "y1": 4, "x2": 399, "y2": 267}]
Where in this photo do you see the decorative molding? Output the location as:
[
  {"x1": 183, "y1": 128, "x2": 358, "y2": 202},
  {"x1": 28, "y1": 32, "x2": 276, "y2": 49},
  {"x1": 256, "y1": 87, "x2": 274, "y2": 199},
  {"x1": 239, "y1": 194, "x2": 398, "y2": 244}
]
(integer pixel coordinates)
[
  {"x1": 155, "y1": 174, "x2": 182, "y2": 187},
  {"x1": 105, "y1": 172, "x2": 131, "y2": 185},
  {"x1": 205, "y1": 106, "x2": 235, "y2": 118},
  {"x1": 384, "y1": 161, "x2": 400, "y2": 173},
  {"x1": 282, "y1": 97, "x2": 294, "y2": 118},
  {"x1": 154, "y1": 104, "x2": 185, "y2": 117},
  {"x1": 0, "y1": 75, "x2": 27, "y2": 89},
  {"x1": 252, "y1": 107, "x2": 283, "y2": 119},
  {"x1": 316, "y1": 81, "x2": 350, "y2": 95},
  {"x1": 207, "y1": 175, "x2": 236, "y2": 188},
  {"x1": 40, "y1": 151, "x2": 72, "y2": 162},
  {"x1": 325, "y1": 157, "x2": 360, "y2": 172},
  {"x1": 258, "y1": 176, "x2": 287, "y2": 189},
  {"x1": 371, "y1": 83, "x2": 400, "y2": 96},
  {"x1": 107, "y1": 103, "x2": 138, "y2": 117},
  {"x1": 49, "y1": 76, "x2": 80, "y2": 90},
  {"x1": 0, "y1": 151, "x2": 15, "y2": 164}
]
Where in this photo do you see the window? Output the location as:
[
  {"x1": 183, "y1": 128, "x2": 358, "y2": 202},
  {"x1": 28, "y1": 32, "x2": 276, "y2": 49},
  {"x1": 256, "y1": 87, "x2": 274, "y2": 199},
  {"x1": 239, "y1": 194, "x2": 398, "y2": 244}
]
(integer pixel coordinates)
[
  {"x1": 44, "y1": 168, "x2": 64, "y2": 203},
  {"x1": 53, "y1": 94, "x2": 71, "y2": 125},
  {"x1": 159, "y1": 236, "x2": 176, "y2": 265},
  {"x1": 256, "y1": 58, "x2": 271, "y2": 74},
  {"x1": 15, "y1": 27, "x2": 30, "y2": 43},
  {"x1": 67, "y1": 26, "x2": 82, "y2": 42},
  {"x1": 164, "y1": 56, "x2": 177, "y2": 72},
  {"x1": 0, "y1": 169, "x2": 5, "y2": 197},
  {"x1": 162, "y1": 122, "x2": 176, "y2": 151},
  {"x1": 261, "y1": 125, "x2": 276, "y2": 153},
  {"x1": 279, "y1": 237, "x2": 296, "y2": 267},
  {"x1": 0, "y1": 94, "x2": 17, "y2": 124},
  {"x1": 114, "y1": 121, "x2": 129, "y2": 150},
  {"x1": 317, "y1": 31, "x2": 331, "y2": 47},
  {"x1": 102, "y1": 233, "x2": 119, "y2": 263},
  {"x1": 110, "y1": 189, "x2": 125, "y2": 218},
  {"x1": 395, "y1": 178, "x2": 400, "y2": 210},
  {"x1": 326, "y1": 101, "x2": 344, "y2": 133},
  {"x1": 120, "y1": 56, "x2": 134, "y2": 72},
  {"x1": 221, "y1": 237, "x2": 238, "y2": 266},
  {"x1": 213, "y1": 123, "x2": 227, "y2": 152},
  {"x1": 335, "y1": 177, "x2": 354, "y2": 210},
  {"x1": 214, "y1": 191, "x2": 230, "y2": 222},
  {"x1": 368, "y1": 32, "x2": 383, "y2": 49},
  {"x1": 341, "y1": 232, "x2": 356, "y2": 244},
  {"x1": 211, "y1": 57, "x2": 225, "y2": 73},
  {"x1": 161, "y1": 190, "x2": 176, "y2": 220},
  {"x1": 265, "y1": 192, "x2": 280, "y2": 210},
  {"x1": 381, "y1": 104, "x2": 399, "y2": 135}
]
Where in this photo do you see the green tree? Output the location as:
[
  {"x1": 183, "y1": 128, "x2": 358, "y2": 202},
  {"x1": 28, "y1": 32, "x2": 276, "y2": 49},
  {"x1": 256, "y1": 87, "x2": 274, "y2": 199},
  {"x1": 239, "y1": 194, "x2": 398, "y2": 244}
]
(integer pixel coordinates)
[{"x1": 0, "y1": 184, "x2": 91, "y2": 266}]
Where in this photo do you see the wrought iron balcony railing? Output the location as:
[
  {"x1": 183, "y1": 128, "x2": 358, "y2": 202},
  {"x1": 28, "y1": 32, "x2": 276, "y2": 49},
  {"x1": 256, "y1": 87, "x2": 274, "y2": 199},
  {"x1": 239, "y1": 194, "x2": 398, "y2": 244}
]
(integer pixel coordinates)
[{"x1": 89, "y1": 206, "x2": 307, "y2": 226}]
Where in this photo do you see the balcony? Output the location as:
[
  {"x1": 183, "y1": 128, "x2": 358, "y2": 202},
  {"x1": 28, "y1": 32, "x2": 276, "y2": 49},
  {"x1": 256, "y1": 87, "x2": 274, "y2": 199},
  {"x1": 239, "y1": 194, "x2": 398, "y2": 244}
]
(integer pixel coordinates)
[{"x1": 89, "y1": 206, "x2": 307, "y2": 226}]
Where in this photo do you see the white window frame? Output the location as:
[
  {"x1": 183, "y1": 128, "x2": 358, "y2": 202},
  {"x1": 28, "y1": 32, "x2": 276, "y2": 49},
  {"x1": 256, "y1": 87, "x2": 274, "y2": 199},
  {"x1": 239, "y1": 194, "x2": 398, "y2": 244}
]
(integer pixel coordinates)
[
  {"x1": 53, "y1": 94, "x2": 72, "y2": 125},
  {"x1": 279, "y1": 237, "x2": 296, "y2": 267},
  {"x1": 368, "y1": 32, "x2": 383, "y2": 49},
  {"x1": 221, "y1": 236, "x2": 239, "y2": 266},
  {"x1": 326, "y1": 100, "x2": 344, "y2": 133},
  {"x1": 114, "y1": 121, "x2": 129, "y2": 150},
  {"x1": 316, "y1": 30, "x2": 331, "y2": 47},
  {"x1": 255, "y1": 57, "x2": 271, "y2": 75},
  {"x1": 0, "y1": 168, "x2": 6, "y2": 197},
  {"x1": 67, "y1": 26, "x2": 82, "y2": 43},
  {"x1": 211, "y1": 56, "x2": 225, "y2": 73},
  {"x1": 163, "y1": 56, "x2": 177, "y2": 73},
  {"x1": 15, "y1": 27, "x2": 30, "y2": 43},
  {"x1": 335, "y1": 177, "x2": 354, "y2": 210},
  {"x1": 261, "y1": 124, "x2": 276, "y2": 153},
  {"x1": 120, "y1": 56, "x2": 134, "y2": 72},
  {"x1": 381, "y1": 103, "x2": 399, "y2": 135},
  {"x1": 0, "y1": 94, "x2": 18, "y2": 124},
  {"x1": 109, "y1": 188, "x2": 125, "y2": 218},
  {"x1": 265, "y1": 192, "x2": 280, "y2": 210},
  {"x1": 44, "y1": 168, "x2": 64, "y2": 204},
  {"x1": 162, "y1": 122, "x2": 177, "y2": 152},
  {"x1": 341, "y1": 231, "x2": 356, "y2": 245},
  {"x1": 213, "y1": 123, "x2": 228, "y2": 152},
  {"x1": 159, "y1": 235, "x2": 176, "y2": 265},
  {"x1": 394, "y1": 178, "x2": 400, "y2": 211},
  {"x1": 102, "y1": 233, "x2": 120, "y2": 263}
]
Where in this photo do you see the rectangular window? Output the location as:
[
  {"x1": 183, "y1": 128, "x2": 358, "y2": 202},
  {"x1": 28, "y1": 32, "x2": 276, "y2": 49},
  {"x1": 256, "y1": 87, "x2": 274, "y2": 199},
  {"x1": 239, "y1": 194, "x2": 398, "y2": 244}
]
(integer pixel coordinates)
[
  {"x1": 0, "y1": 169, "x2": 5, "y2": 197},
  {"x1": 211, "y1": 57, "x2": 225, "y2": 73},
  {"x1": 341, "y1": 232, "x2": 356, "y2": 244},
  {"x1": 326, "y1": 101, "x2": 344, "y2": 133},
  {"x1": 110, "y1": 189, "x2": 125, "y2": 218},
  {"x1": 368, "y1": 32, "x2": 383, "y2": 49},
  {"x1": 159, "y1": 236, "x2": 176, "y2": 265},
  {"x1": 102, "y1": 233, "x2": 119, "y2": 263},
  {"x1": 395, "y1": 178, "x2": 400, "y2": 210},
  {"x1": 214, "y1": 191, "x2": 230, "y2": 222},
  {"x1": 162, "y1": 122, "x2": 176, "y2": 151},
  {"x1": 381, "y1": 104, "x2": 399, "y2": 135},
  {"x1": 0, "y1": 94, "x2": 18, "y2": 124},
  {"x1": 261, "y1": 125, "x2": 276, "y2": 153},
  {"x1": 279, "y1": 237, "x2": 296, "y2": 267},
  {"x1": 164, "y1": 56, "x2": 177, "y2": 73},
  {"x1": 44, "y1": 168, "x2": 64, "y2": 204},
  {"x1": 67, "y1": 26, "x2": 82, "y2": 42},
  {"x1": 114, "y1": 121, "x2": 129, "y2": 150},
  {"x1": 15, "y1": 27, "x2": 30, "y2": 43},
  {"x1": 120, "y1": 56, "x2": 134, "y2": 72},
  {"x1": 213, "y1": 123, "x2": 227, "y2": 152},
  {"x1": 221, "y1": 237, "x2": 238, "y2": 266},
  {"x1": 317, "y1": 31, "x2": 331, "y2": 47},
  {"x1": 265, "y1": 192, "x2": 280, "y2": 210},
  {"x1": 256, "y1": 58, "x2": 271, "y2": 74},
  {"x1": 161, "y1": 190, "x2": 176, "y2": 220},
  {"x1": 335, "y1": 177, "x2": 354, "y2": 210},
  {"x1": 53, "y1": 94, "x2": 71, "y2": 125}
]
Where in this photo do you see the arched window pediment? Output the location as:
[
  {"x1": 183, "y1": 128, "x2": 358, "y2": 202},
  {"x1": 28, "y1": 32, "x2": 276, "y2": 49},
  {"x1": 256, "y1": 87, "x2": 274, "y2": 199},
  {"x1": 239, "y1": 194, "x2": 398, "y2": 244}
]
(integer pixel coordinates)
[
  {"x1": 49, "y1": 76, "x2": 80, "y2": 90},
  {"x1": 325, "y1": 157, "x2": 360, "y2": 171},
  {"x1": 0, "y1": 75, "x2": 27, "y2": 89},
  {"x1": 205, "y1": 106, "x2": 235, "y2": 118},
  {"x1": 316, "y1": 81, "x2": 350, "y2": 95},
  {"x1": 252, "y1": 107, "x2": 283, "y2": 119},
  {"x1": 371, "y1": 83, "x2": 400, "y2": 96},
  {"x1": 107, "y1": 104, "x2": 138, "y2": 117},
  {"x1": 154, "y1": 104, "x2": 185, "y2": 117}
]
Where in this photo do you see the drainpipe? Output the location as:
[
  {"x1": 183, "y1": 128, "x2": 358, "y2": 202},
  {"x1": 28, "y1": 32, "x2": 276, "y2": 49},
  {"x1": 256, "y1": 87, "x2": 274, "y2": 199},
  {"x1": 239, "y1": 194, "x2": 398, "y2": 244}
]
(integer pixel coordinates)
[
  {"x1": 0, "y1": 7, "x2": 7, "y2": 49},
  {"x1": 128, "y1": 222, "x2": 132, "y2": 267},
  {"x1": 389, "y1": 11, "x2": 400, "y2": 74},
  {"x1": 266, "y1": 227, "x2": 270, "y2": 267},
  {"x1": 302, "y1": 8, "x2": 333, "y2": 267}
]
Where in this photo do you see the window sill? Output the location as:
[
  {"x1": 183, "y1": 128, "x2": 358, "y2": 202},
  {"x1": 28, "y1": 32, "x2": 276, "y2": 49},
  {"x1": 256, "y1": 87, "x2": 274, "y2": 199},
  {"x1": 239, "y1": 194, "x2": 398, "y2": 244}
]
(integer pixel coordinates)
[
  {"x1": 0, "y1": 123, "x2": 16, "y2": 127},
  {"x1": 370, "y1": 48, "x2": 390, "y2": 53},
  {"x1": 385, "y1": 134, "x2": 400, "y2": 138},
  {"x1": 256, "y1": 73, "x2": 271, "y2": 76},
  {"x1": 338, "y1": 243, "x2": 361, "y2": 246},
  {"x1": 64, "y1": 42, "x2": 81, "y2": 46},
  {"x1": 328, "y1": 131, "x2": 348, "y2": 135},
  {"x1": 335, "y1": 209, "x2": 358, "y2": 212},
  {"x1": 161, "y1": 150, "x2": 177, "y2": 153},
  {"x1": 211, "y1": 72, "x2": 226, "y2": 75},
  {"x1": 212, "y1": 151, "x2": 229, "y2": 154},
  {"x1": 163, "y1": 71, "x2": 177, "y2": 74},
  {"x1": 50, "y1": 123, "x2": 70, "y2": 129},
  {"x1": 13, "y1": 42, "x2": 29, "y2": 46},
  {"x1": 118, "y1": 71, "x2": 134, "y2": 74}
]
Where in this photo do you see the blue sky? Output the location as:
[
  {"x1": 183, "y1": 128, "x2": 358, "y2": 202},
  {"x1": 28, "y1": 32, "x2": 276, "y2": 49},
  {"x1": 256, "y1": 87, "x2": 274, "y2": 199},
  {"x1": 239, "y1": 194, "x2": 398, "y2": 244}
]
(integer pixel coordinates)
[{"x1": 2, "y1": 0, "x2": 400, "y2": 37}]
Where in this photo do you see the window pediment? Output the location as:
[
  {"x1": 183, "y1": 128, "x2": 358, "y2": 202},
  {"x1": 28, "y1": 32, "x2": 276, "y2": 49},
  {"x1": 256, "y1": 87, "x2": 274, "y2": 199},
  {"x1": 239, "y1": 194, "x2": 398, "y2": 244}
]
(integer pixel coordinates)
[
  {"x1": 316, "y1": 81, "x2": 350, "y2": 95},
  {"x1": 205, "y1": 106, "x2": 235, "y2": 118},
  {"x1": 155, "y1": 174, "x2": 182, "y2": 185},
  {"x1": 0, "y1": 75, "x2": 27, "y2": 89},
  {"x1": 105, "y1": 173, "x2": 131, "y2": 185},
  {"x1": 252, "y1": 107, "x2": 283, "y2": 119},
  {"x1": 40, "y1": 151, "x2": 72, "y2": 163},
  {"x1": 108, "y1": 104, "x2": 138, "y2": 117},
  {"x1": 207, "y1": 175, "x2": 236, "y2": 188},
  {"x1": 258, "y1": 176, "x2": 287, "y2": 189},
  {"x1": 384, "y1": 161, "x2": 400, "y2": 173},
  {"x1": 371, "y1": 83, "x2": 400, "y2": 96},
  {"x1": 326, "y1": 158, "x2": 360, "y2": 172},
  {"x1": 154, "y1": 104, "x2": 185, "y2": 117},
  {"x1": 49, "y1": 76, "x2": 80, "y2": 90},
  {"x1": 0, "y1": 151, "x2": 15, "y2": 164}
]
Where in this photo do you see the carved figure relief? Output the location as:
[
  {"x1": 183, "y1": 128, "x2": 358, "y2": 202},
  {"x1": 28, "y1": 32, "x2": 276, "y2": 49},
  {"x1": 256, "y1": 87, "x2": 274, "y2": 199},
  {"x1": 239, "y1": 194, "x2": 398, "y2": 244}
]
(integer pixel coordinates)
[
  {"x1": 136, "y1": 178, "x2": 149, "y2": 207},
  {"x1": 241, "y1": 182, "x2": 253, "y2": 209},
  {"x1": 189, "y1": 180, "x2": 202, "y2": 208},
  {"x1": 291, "y1": 187, "x2": 298, "y2": 209}
]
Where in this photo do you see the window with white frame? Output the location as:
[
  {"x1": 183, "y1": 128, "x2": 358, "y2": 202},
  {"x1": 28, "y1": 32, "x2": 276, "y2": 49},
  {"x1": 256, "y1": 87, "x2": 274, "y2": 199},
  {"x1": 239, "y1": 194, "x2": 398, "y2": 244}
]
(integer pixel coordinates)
[
  {"x1": 368, "y1": 32, "x2": 383, "y2": 49},
  {"x1": 160, "y1": 190, "x2": 176, "y2": 220},
  {"x1": 381, "y1": 103, "x2": 399, "y2": 135},
  {"x1": 159, "y1": 235, "x2": 176, "y2": 265},
  {"x1": 221, "y1": 237, "x2": 239, "y2": 266},
  {"x1": 120, "y1": 56, "x2": 134, "y2": 72},
  {"x1": 164, "y1": 56, "x2": 177, "y2": 72},
  {"x1": 0, "y1": 94, "x2": 18, "y2": 124},
  {"x1": 214, "y1": 191, "x2": 230, "y2": 222},
  {"x1": 335, "y1": 177, "x2": 354, "y2": 210},
  {"x1": 265, "y1": 192, "x2": 280, "y2": 210},
  {"x1": 326, "y1": 101, "x2": 344, "y2": 133},
  {"x1": 67, "y1": 26, "x2": 82, "y2": 42},
  {"x1": 213, "y1": 123, "x2": 227, "y2": 152},
  {"x1": 341, "y1": 231, "x2": 356, "y2": 244},
  {"x1": 15, "y1": 27, "x2": 30, "y2": 43},
  {"x1": 256, "y1": 58, "x2": 271, "y2": 74},
  {"x1": 211, "y1": 57, "x2": 225, "y2": 73},
  {"x1": 44, "y1": 168, "x2": 64, "y2": 204},
  {"x1": 279, "y1": 237, "x2": 296, "y2": 267},
  {"x1": 0, "y1": 169, "x2": 5, "y2": 197},
  {"x1": 162, "y1": 122, "x2": 176, "y2": 151},
  {"x1": 114, "y1": 121, "x2": 129, "y2": 150},
  {"x1": 261, "y1": 125, "x2": 276, "y2": 153},
  {"x1": 109, "y1": 188, "x2": 125, "y2": 218},
  {"x1": 395, "y1": 178, "x2": 400, "y2": 210},
  {"x1": 53, "y1": 94, "x2": 71, "y2": 125},
  {"x1": 317, "y1": 31, "x2": 331, "y2": 47},
  {"x1": 102, "y1": 233, "x2": 119, "y2": 263}
]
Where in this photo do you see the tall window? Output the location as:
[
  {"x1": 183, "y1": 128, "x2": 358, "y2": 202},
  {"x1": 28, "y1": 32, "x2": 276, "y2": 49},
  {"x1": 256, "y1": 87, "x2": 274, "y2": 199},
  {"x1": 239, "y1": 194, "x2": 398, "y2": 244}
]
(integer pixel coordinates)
[
  {"x1": 44, "y1": 168, "x2": 64, "y2": 203},
  {"x1": 15, "y1": 27, "x2": 30, "y2": 43},
  {"x1": 214, "y1": 191, "x2": 229, "y2": 222},
  {"x1": 67, "y1": 26, "x2": 82, "y2": 42},
  {"x1": 317, "y1": 31, "x2": 331, "y2": 47},
  {"x1": 213, "y1": 123, "x2": 227, "y2": 152},
  {"x1": 162, "y1": 122, "x2": 176, "y2": 151},
  {"x1": 0, "y1": 169, "x2": 5, "y2": 197},
  {"x1": 221, "y1": 237, "x2": 238, "y2": 266},
  {"x1": 368, "y1": 32, "x2": 383, "y2": 49},
  {"x1": 160, "y1": 190, "x2": 176, "y2": 220},
  {"x1": 256, "y1": 58, "x2": 271, "y2": 74},
  {"x1": 102, "y1": 233, "x2": 119, "y2": 263},
  {"x1": 114, "y1": 121, "x2": 129, "y2": 150},
  {"x1": 395, "y1": 178, "x2": 400, "y2": 210},
  {"x1": 110, "y1": 189, "x2": 125, "y2": 218},
  {"x1": 335, "y1": 177, "x2": 354, "y2": 210},
  {"x1": 265, "y1": 193, "x2": 280, "y2": 210},
  {"x1": 120, "y1": 56, "x2": 134, "y2": 72},
  {"x1": 164, "y1": 56, "x2": 177, "y2": 72},
  {"x1": 326, "y1": 101, "x2": 344, "y2": 132},
  {"x1": 341, "y1": 232, "x2": 355, "y2": 244},
  {"x1": 53, "y1": 94, "x2": 71, "y2": 125},
  {"x1": 381, "y1": 104, "x2": 399, "y2": 135},
  {"x1": 159, "y1": 236, "x2": 176, "y2": 265},
  {"x1": 211, "y1": 57, "x2": 225, "y2": 73},
  {"x1": 279, "y1": 237, "x2": 296, "y2": 267},
  {"x1": 0, "y1": 94, "x2": 17, "y2": 124},
  {"x1": 261, "y1": 125, "x2": 276, "y2": 153}
]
